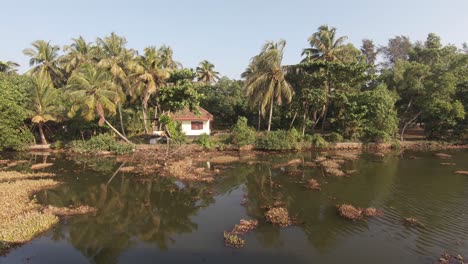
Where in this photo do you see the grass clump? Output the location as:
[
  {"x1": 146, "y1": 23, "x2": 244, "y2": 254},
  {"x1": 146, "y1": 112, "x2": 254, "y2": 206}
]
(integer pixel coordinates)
[
  {"x1": 309, "y1": 134, "x2": 328, "y2": 148},
  {"x1": 195, "y1": 133, "x2": 216, "y2": 150},
  {"x1": 223, "y1": 231, "x2": 245, "y2": 248},
  {"x1": 69, "y1": 133, "x2": 134, "y2": 154},
  {"x1": 265, "y1": 207, "x2": 293, "y2": 227}
]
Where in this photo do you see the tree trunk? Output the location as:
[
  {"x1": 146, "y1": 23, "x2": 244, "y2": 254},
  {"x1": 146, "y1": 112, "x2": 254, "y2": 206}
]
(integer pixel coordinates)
[
  {"x1": 321, "y1": 70, "x2": 332, "y2": 131},
  {"x1": 267, "y1": 97, "x2": 274, "y2": 132},
  {"x1": 38, "y1": 122, "x2": 47, "y2": 145},
  {"x1": 257, "y1": 107, "x2": 261, "y2": 131},
  {"x1": 117, "y1": 103, "x2": 127, "y2": 137},
  {"x1": 142, "y1": 103, "x2": 149, "y2": 135},
  {"x1": 400, "y1": 111, "x2": 422, "y2": 141},
  {"x1": 289, "y1": 111, "x2": 297, "y2": 129},
  {"x1": 302, "y1": 112, "x2": 307, "y2": 136},
  {"x1": 104, "y1": 119, "x2": 131, "y2": 144}
]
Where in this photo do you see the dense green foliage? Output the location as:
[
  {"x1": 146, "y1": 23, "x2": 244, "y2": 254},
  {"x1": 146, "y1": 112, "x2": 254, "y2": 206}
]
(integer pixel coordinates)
[
  {"x1": 0, "y1": 74, "x2": 34, "y2": 150},
  {"x1": 255, "y1": 129, "x2": 303, "y2": 151},
  {"x1": 0, "y1": 28, "x2": 467, "y2": 151},
  {"x1": 230, "y1": 117, "x2": 257, "y2": 147},
  {"x1": 69, "y1": 134, "x2": 134, "y2": 154}
]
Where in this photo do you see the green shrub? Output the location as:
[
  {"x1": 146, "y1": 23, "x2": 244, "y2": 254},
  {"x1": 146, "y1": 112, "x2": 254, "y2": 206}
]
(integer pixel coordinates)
[
  {"x1": 160, "y1": 115, "x2": 186, "y2": 143},
  {"x1": 50, "y1": 140, "x2": 64, "y2": 150},
  {"x1": 69, "y1": 134, "x2": 134, "y2": 154},
  {"x1": 327, "y1": 132, "x2": 343, "y2": 143},
  {"x1": 231, "y1": 117, "x2": 256, "y2": 147},
  {"x1": 195, "y1": 133, "x2": 216, "y2": 150},
  {"x1": 310, "y1": 134, "x2": 328, "y2": 148},
  {"x1": 255, "y1": 129, "x2": 302, "y2": 151}
]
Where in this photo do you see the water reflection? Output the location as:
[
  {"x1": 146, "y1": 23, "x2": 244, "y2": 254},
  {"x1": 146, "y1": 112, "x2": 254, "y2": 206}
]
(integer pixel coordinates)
[{"x1": 3, "y1": 151, "x2": 468, "y2": 263}]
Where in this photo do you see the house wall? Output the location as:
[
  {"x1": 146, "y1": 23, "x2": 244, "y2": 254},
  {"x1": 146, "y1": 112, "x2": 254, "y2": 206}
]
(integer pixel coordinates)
[{"x1": 180, "y1": 120, "x2": 211, "y2": 136}]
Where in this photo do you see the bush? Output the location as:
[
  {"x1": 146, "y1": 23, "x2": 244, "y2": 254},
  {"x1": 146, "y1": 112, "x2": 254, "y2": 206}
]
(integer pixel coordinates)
[
  {"x1": 255, "y1": 129, "x2": 302, "y2": 151},
  {"x1": 310, "y1": 134, "x2": 328, "y2": 148},
  {"x1": 195, "y1": 133, "x2": 216, "y2": 150},
  {"x1": 50, "y1": 140, "x2": 64, "y2": 150},
  {"x1": 160, "y1": 115, "x2": 186, "y2": 143},
  {"x1": 69, "y1": 134, "x2": 134, "y2": 154},
  {"x1": 327, "y1": 132, "x2": 343, "y2": 143},
  {"x1": 231, "y1": 117, "x2": 256, "y2": 147}
]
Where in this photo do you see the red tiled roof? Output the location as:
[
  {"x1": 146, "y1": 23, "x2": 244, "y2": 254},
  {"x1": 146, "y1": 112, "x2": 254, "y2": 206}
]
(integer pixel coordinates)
[{"x1": 172, "y1": 107, "x2": 213, "y2": 121}]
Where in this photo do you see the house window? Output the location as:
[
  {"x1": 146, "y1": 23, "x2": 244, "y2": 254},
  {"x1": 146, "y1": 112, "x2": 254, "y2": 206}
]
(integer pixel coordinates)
[{"x1": 191, "y1": 121, "x2": 204, "y2": 130}]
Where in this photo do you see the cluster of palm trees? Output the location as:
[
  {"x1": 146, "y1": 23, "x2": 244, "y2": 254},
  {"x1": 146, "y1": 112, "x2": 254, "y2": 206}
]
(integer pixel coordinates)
[
  {"x1": 4, "y1": 33, "x2": 221, "y2": 144},
  {"x1": 243, "y1": 25, "x2": 356, "y2": 132}
]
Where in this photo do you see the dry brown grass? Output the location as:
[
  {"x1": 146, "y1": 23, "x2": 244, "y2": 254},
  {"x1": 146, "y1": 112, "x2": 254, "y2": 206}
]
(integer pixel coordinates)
[
  {"x1": 209, "y1": 155, "x2": 239, "y2": 164},
  {"x1": 30, "y1": 163, "x2": 54, "y2": 170},
  {"x1": 265, "y1": 207, "x2": 292, "y2": 227},
  {"x1": 307, "y1": 179, "x2": 321, "y2": 190},
  {"x1": 324, "y1": 167, "x2": 346, "y2": 177},
  {"x1": 337, "y1": 204, "x2": 384, "y2": 220},
  {"x1": 43, "y1": 205, "x2": 97, "y2": 216},
  {"x1": 0, "y1": 171, "x2": 54, "y2": 182},
  {"x1": 231, "y1": 219, "x2": 258, "y2": 235},
  {"x1": 0, "y1": 177, "x2": 59, "y2": 250}
]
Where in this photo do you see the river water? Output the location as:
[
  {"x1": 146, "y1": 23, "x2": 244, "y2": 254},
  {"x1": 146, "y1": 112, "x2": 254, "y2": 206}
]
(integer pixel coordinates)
[{"x1": 1, "y1": 150, "x2": 468, "y2": 264}]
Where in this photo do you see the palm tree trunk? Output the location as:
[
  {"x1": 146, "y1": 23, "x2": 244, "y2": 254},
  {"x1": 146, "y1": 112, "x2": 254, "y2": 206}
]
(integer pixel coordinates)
[
  {"x1": 117, "y1": 103, "x2": 127, "y2": 137},
  {"x1": 142, "y1": 103, "x2": 149, "y2": 135},
  {"x1": 104, "y1": 119, "x2": 131, "y2": 144},
  {"x1": 257, "y1": 106, "x2": 261, "y2": 131},
  {"x1": 38, "y1": 123, "x2": 47, "y2": 145},
  {"x1": 267, "y1": 97, "x2": 274, "y2": 132}
]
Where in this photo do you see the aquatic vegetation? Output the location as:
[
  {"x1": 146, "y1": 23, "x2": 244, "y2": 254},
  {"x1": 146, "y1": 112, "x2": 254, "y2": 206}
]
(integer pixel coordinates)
[
  {"x1": 0, "y1": 171, "x2": 54, "y2": 181},
  {"x1": 434, "y1": 153, "x2": 452, "y2": 159},
  {"x1": 0, "y1": 175, "x2": 60, "y2": 253},
  {"x1": 454, "y1": 171, "x2": 468, "y2": 175},
  {"x1": 31, "y1": 163, "x2": 54, "y2": 170},
  {"x1": 320, "y1": 159, "x2": 340, "y2": 168},
  {"x1": 337, "y1": 204, "x2": 363, "y2": 220},
  {"x1": 324, "y1": 167, "x2": 345, "y2": 177},
  {"x1": 42, "y1": 205, "x2": 97, "y2": 217},
  {"x1": 119, "y1": 166, "x2": 137, "y2": 173},
  {"x1": 223, "y1": 231, "x2": 245, "y2": 248},
  {"x1": 440, "y1": 163, "x2": 456, "y2": 166},
  {"x1": 333, "y1": 152, "x2": 359, "y2": 161},
  {"x1": 337, "y1": 204, "x2": 383, "y2": 220},
  {"x1": 403, "y1": 217, "x2": 424, "y2": 227},
  {"x1": 265, "y1": 207, "x2": 292, "y2": 227},
  {"x1": 307, "y1": 179, "x2": 321, "y2": 190},
  {"x1": 435, "y1": 252, "x2": 465, "y2": 264},
  {"x1": 209, "y1": 155, "x2": 239, "y2": 164},
  {"x1": 231, "y1": 219, "x2": 258, "y2": 235}
]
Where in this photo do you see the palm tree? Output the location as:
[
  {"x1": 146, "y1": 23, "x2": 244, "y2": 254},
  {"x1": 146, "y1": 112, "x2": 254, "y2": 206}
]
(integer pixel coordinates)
[
  {"x1": 29, "y1": 71, "x2": 62, "y2": 144},
  {"x1": 130, "y1": 47, "x2": 170, "y2": 134},
  {"x1": 66, "y1": 64, "x2": 131, "y2": 143},
  {"x1": 0, "y1": 60, "x2": 20, "y2": 74},
  {"x1": 61, "y1": 36, "x2": 98, "y2": 74},
  {"x1": 196, "y1": 60, "x2": 220, "y2": 84},
  {"x1": 301, "y1": 25, "x2": 348, "y2": 63},
  {"x1": 244, "y1": 40, "x2": 293, "y2": 131},
  {"x1": 23, "y1": 40, "x2": 63, "y2": 86},
  {"x1": 158, "y1": 45, "x2": 182, "y2": 69},
  {"x1": 97, "y1": 32, "x2": 136, "y2": 137},
  {"x1": 301, "y1": 25, "x2": 350, "y2": 130}
]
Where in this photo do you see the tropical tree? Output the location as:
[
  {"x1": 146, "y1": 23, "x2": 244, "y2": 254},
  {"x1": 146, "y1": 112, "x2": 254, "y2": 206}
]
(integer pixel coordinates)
[
  {"x1": 0, "y1": 61, "x2": 20, "y2": 74},
  {"x1": 66, "y1": 64, "x2": 131, "y2": 143},
  {"x1": 301, "y1": 25, "x2": 355, "y2": 130},
  {"x1": 130, "y1": 47, "x2": 170, "y2": 134},
  {"x1": 196, "y1": 60, "x2": 220, "y2": 84},
  {"x1": 244, "y1": 40, "x2": 293, "y2": 131},
  {"x1": 301, "y1": 25, "x2": 349, "y2": 63},
  {"x1": 23, "y1": 40, "x2": 63, "y2": 86},
  {"x1": 29, "y1": 72, "x2": 62, "y2": 144},
  {"x1": 61, "y1": 36, "x2": 98, "y2": 74},
  {"x1": 158, "y1": 45, "x2": 182, "y2": 69},
  {"x1": 97, "y1": 32, "x2": 136, "y2": 137}
]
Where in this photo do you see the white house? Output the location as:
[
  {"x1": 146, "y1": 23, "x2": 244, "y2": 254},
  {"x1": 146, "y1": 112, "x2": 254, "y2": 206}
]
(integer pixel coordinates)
[{"x1": 172, "y1": 107, "x2": 213, "y2": 136}]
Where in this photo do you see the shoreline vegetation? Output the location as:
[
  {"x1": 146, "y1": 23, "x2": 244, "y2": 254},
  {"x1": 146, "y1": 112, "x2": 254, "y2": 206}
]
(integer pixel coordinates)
[{"x1": 0, "y1": 171, "x2": 96, "y2": 255}]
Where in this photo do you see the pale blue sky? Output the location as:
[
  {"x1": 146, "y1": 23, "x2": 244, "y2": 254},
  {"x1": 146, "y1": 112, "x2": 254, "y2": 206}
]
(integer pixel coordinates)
[{"x1": 1, "y1": 0, "x2": 467, "y2": 78}]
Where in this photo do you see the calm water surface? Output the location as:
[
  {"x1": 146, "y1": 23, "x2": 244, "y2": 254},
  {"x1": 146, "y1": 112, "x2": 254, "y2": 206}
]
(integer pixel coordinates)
[{"x1": 1, "y1": 150, "x2": 468, "y2": 264}]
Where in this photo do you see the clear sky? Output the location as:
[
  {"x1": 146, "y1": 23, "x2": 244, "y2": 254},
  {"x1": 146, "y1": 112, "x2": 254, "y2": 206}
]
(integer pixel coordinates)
[{"x1": 1, "y1": 0, "x2": 467, "y2": 79}]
